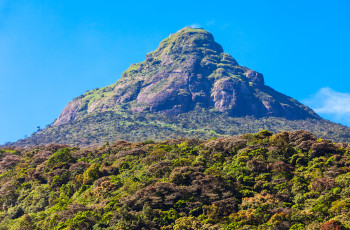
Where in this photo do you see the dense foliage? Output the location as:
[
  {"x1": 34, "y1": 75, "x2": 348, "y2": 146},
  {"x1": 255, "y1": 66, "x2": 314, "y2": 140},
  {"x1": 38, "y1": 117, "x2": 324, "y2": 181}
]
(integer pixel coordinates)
[
  {"x1": 1, "y1": 130, "x2": 350, "y2": 229},
  {"x1": 8, "y1": 109, "x2": 350, "y2": 148}
]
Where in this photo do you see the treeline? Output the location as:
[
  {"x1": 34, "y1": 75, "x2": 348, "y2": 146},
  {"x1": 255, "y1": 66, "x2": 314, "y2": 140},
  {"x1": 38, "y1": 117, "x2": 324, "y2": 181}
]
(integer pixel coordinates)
[{"x1": 8, "y1": 109, "x2": 350, "y2": 148}]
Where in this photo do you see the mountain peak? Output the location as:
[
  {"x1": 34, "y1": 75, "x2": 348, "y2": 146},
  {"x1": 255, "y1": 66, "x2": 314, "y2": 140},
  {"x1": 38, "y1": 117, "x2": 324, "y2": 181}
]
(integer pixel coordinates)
[
  {"x1": 148, "y1": 27, "x2": 224, "y2": 59},
  {"x1": 54, "y1": 28, "x2": 319, "y2": 126}
]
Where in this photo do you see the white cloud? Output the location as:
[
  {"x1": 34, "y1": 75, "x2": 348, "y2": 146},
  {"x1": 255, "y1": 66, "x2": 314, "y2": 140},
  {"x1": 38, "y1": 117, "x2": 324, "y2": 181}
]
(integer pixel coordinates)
[
  {"x1": 303, "y1": 87, "x2": 350, "y2": 126},
  {"x1": 189, "y1": 23, "x2": 202, "y2": 29}
]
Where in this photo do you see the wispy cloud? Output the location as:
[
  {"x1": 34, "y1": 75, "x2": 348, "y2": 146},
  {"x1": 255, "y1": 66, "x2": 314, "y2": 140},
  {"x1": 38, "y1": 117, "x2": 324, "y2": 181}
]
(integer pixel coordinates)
[
  {"x1": 188, "y1": 23, "x2": 202, "y2": 29},
  {"x1": 303, "y1": 87, "x2": 350, "y2": 126}
]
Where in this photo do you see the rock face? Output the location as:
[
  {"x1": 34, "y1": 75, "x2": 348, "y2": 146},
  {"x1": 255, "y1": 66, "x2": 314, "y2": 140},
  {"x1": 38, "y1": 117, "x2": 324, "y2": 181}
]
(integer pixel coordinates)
[{"x1": 55, "y1": 27, "x2": 319, "y2": 126}]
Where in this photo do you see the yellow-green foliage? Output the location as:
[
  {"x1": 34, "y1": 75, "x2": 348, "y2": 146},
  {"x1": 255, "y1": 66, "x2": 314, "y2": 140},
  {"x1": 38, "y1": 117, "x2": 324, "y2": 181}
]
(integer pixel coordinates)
[
  {"x1": 1, "y1": 130, "x2": 350, "y2": 229},
  {"x1": 47, "y1": 148, "x2": 75, "y2": 168},
  {"x1": 83, "y1": 163, "x2": 100, "y2": 185}
]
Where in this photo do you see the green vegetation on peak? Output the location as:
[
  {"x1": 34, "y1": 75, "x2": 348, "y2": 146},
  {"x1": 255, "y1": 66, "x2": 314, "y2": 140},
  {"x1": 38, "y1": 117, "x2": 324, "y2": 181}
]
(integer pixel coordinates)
[{"x1": 147, "y1": 26, "x2": 222, "y2": 59}]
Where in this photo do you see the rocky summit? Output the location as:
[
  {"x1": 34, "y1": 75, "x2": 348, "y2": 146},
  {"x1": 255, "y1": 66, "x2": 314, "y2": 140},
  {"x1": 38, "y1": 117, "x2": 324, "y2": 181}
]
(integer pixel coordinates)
[
  {"x1": 8, "y1": 27, "x2": 350, "y2": 147},
  {"x1": 54, "y1": 27, "x2": 319, "y2": 126}
]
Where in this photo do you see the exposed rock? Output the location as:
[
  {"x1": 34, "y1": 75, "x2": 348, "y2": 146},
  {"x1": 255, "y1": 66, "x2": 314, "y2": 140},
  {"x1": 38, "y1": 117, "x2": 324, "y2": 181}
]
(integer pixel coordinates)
[
  {"x1": 54, "y1": 27, "x2": 319, "y2": 126},
  {"x1": 55, "y1": 99, "x2": 83, "y2": 126}
]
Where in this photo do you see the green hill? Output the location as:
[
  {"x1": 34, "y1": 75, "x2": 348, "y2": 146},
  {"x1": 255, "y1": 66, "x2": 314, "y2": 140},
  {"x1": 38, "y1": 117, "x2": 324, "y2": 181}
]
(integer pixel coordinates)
[{"x1": 1, "y1": 130, "x2": 350, "y2": 229}]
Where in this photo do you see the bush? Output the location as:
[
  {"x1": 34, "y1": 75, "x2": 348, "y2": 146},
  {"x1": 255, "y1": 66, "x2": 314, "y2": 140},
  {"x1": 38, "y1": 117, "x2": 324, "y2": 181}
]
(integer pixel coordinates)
[
  {"x1": 47, "y1": 148, "x2": 75, "y2": 168},
  {"x1": 83, "y1": 163, "x2": 100, "y2": 185}
]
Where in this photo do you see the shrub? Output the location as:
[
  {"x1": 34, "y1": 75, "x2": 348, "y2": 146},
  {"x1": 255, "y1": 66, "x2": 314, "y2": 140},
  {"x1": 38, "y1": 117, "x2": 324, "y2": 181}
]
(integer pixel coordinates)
[
  {"x1": 320, "y1": 220, "x2": 343, "y2": 230},
  {"x1": 47, "y1": 148, "x2": 75, "y2": 168},
  {"x1": 83, "y1": 163, "x2": 100, "y2": 185}
]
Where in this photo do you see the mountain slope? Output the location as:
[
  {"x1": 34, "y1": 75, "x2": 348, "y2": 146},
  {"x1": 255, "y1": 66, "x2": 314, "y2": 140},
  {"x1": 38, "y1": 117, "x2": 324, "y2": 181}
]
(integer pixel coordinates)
[
  {"x1": 10, "y1": 109, "x2": 350, "y2": 147},
  {"x1": 54, "y1": 27, "x2": 319, "y2": 126},
  {"x1": 7, "y1": 27, "x2": 350, "y2": 147}
]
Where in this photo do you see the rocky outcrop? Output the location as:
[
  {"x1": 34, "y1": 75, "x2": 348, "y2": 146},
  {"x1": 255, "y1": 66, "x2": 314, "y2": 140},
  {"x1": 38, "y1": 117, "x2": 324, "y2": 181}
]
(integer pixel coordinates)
[
  {"x1": 55, "y1": 100, "x2": 84, "y2": 126},
  {"x1": 55, "y1": 27, "x2": 319, "y2": 126}
]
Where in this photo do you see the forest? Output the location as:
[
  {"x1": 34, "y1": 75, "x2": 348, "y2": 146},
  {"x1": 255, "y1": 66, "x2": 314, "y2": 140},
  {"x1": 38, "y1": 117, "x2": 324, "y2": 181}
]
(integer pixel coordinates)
[
  {"x1": 9, "y1": 109, "x2": 350, "y2": 148},
  {"x1": 1, "y1": 130, "x2": 350, "y2": 229}
]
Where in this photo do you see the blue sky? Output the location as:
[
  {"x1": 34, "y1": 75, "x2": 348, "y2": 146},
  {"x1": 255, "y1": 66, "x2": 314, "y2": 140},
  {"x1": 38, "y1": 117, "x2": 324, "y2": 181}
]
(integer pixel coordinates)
[{"x1": 1, "y1": 0, "x2": 350, "y2": 144}]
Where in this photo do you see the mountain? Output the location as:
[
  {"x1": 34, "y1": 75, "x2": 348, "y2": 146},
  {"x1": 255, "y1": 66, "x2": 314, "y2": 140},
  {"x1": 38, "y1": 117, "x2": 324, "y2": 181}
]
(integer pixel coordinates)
[
  {"x1": 55, "y1": 27, "x2": 318, "y2": 126},
  {"x1": 1, "y1": 130, "x2": 350, "y2": 229},
  {"x1": 7, "y1": 27, "x2": 350, "y2": 147}
]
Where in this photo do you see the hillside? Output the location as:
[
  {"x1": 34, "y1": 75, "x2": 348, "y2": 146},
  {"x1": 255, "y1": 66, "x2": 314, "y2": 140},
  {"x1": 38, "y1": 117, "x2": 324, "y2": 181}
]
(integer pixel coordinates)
[
  {"x1": 11, "y1": 109, "x2": 350, "y2": 148},
  {"x1": 1, "y1": 130, "x2": 350, "y2": 229}
]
